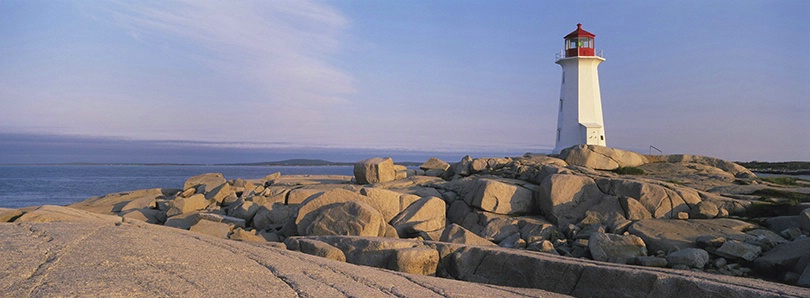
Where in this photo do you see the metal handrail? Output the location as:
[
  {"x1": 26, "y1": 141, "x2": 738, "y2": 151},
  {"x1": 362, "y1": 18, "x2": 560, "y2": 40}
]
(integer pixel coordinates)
[{"x1": 555, "y1": 49, "x2": 605, "y2": 60}]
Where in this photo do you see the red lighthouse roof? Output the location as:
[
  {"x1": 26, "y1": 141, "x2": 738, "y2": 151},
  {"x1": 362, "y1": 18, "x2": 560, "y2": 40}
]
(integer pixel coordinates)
[{"x1": 564, "y1": 23, "x2": 595, "y2": 39}]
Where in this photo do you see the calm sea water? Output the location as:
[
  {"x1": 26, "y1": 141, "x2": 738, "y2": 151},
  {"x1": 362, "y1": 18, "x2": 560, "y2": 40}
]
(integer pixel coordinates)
[
  {"x1": 0, "y1": 165, "x2": 353, "y2": 209},
  {"x1": 755, "y1": 173, "x2": 810, "y2": 180}
]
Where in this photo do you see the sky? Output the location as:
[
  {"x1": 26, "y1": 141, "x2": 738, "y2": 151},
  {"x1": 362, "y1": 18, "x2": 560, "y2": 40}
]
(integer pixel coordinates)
[{"x1": 1, "y1": 0, "x2": 808, "y2": 163}]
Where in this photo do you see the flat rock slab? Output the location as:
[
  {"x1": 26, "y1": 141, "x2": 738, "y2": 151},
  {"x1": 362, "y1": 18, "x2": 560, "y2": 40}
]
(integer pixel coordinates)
[
  {"x1": 14, "y1": 205, "x2": 123, "y2": 224},
  {"x1": 67, "y1": 188, "x2": 175, "y2": 215},
  {"x1": 638, "y1": 163, "x2": 735, "y2": 190},
  {"x1": 295, "y1": 235, "x2": 810, "y2": 298},
  {"x1": 628, "y1": 218, "x2": 757, "y2": 253},
  {"x1": 0, "y1": 219, "x2": 565, "y2": 297},
  {"x1": 271, "y1": 175, "x2": 353, "y2": 186}
]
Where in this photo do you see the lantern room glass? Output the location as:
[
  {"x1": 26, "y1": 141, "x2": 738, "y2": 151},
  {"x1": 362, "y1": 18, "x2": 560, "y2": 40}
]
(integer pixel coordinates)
[{"x1": 567, "y1": 37, "x2": 593, "y2": 49}]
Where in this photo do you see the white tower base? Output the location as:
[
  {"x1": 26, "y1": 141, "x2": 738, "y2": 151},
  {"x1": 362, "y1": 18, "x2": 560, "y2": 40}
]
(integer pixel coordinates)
[{"x1": 553, "y1": 56, "x2": 606, "y2": 154}]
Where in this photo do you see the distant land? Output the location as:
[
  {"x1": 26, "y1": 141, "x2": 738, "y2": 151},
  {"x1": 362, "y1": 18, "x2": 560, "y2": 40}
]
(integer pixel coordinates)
[
  {"x1": 230, "y1": 159, "x2": 420, "y2": 167},
  {"x1": 737, "y1": 161, "x2": 810, "y2": 175},
  {"x1": 233, "y1": 159, "x2": 352, "y2": 166},
  {"x1": 8, "y1": 159, "x2": 423, "y2": 167}
]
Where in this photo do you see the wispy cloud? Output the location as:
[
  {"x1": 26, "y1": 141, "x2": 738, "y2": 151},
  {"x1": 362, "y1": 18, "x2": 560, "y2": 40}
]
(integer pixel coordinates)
[{"x1": 106, "y1": 1, "x2": 356, "y2": 107}]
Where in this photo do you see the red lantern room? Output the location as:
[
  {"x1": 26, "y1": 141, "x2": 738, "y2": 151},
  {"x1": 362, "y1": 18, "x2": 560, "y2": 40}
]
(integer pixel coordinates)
[{"x1": 564, "y1": 23, "x2": 596, "y2": 57}]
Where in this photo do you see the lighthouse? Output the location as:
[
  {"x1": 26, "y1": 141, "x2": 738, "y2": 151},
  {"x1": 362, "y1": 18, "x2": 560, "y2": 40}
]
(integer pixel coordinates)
[{"x1": 552, "y1": 23, "x2": 606, "y2": 154}]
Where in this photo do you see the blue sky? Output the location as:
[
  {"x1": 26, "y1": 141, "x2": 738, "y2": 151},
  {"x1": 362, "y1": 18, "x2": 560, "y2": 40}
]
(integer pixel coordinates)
[{"x1": 1, "y1": 1, "x2": 808, "y2": 163}]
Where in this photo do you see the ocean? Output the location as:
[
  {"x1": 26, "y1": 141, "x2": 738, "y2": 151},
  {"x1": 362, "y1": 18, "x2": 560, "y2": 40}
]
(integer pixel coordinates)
[
  {"x1": 3, "y1": 166, "x2": 808, "y2": 210},
  {"x1": 755, "y1": 173, "x2": 810, "y2": 180},
  {"x1": 0, "y1": 165, "x2": 354, "y2": 209}
]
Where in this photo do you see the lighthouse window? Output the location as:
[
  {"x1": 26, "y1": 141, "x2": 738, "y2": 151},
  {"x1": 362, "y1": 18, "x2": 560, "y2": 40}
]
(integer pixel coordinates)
[
  {"x1": 559, "y1": 98, "x2": 563, "y2": 111},
  {"x1": 567, "y1": 38, "x2": 592, "y2": 49}
]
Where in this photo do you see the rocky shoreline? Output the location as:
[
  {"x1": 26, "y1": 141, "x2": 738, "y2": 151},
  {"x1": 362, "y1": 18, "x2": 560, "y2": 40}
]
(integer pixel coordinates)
[{"x1": 2, "y1": 144, "x2": 810, "y2": 297}]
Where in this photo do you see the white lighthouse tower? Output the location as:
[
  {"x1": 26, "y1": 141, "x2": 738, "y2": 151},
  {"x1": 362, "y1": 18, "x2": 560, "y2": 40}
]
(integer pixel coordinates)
[{"x1": 552, "y1": 23, "x2": 606, "y2": 154}]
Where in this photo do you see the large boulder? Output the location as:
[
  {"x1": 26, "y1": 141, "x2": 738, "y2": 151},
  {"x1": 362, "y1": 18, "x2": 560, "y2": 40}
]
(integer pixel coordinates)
[
  {"x1": 388, "y1": 246, "x2": 440, "y2": 276},
  {"x1": 666, "y1": 248, "x2": 709, "y2": 269},
  {"x1": 588, "y1": 232, "x2": 647, "y2": 263},
  {"x1": 465, "y1": 178, "x2": 536, "y2": 215},
  {"x1": 440, "y1": 224, "x2": 496, "y2": 246},
  {"x1": 252, "y1": 203, "x2": 296, "y2": 231},
  {"x1": 536, "y1": 174, "x2": 603, "y2": 225},
  {"x1": 254, "y1": 186, "x2": 291, "y2": 205},
  {"x1": 163, "y1": 211, "x2": 205, "y2": 229},
  {"x1": 67, "y1": 188, "x2": 171, "y2": 215},
  {"x1": 389, "y1": 196, "x2": 446, "y2": 237},
  {"x1": 197, "y1": 213, "x2": 246, "y2": 228},
  {"x1": 480, "y1": 218, "x2": 520, "y2": 243},
  {"x1": 800, "y1": 208, "x2": 810, "y2": 232},
  {"x1": 628, "y1": 219, "x2": 756, "y2": 253},
  {"x1": 470, "y1": 158, "x2": 488, "y2": 173},
  {"x1": 228, "y1": 228, "x2": 267, "y2": 243},
  {"x1": 558, "y1": 145, "x2": 648, "y2": 170},
  {"x1": 297, "y1": 236, "x2": 444, "y2": 276},
  {"x1": 305, "y1": 201, "x2": 387, "y2": 237},
  {"x1": 764, "y1": 216, "x2": 801, "y2": 234},
  {"x1": 447, "y1": 200, "x2": 473, "y2": 225},
  {"x1": 354, "y1": 157, "x2": 396, "y2": 184},
  {"x1": 296, "y1": 189, "x2": 383, "y2": 236},
  {"x1": 753, "y1": 238, "x2": 810, "y2": 275},
  {"x1": 358, "y1": 187, "x2": 408, "y2": 222},
  {"x1": 292, "y1": 236, "x2": 423, "y2": 269},
  {"x1": 745, "y1": 229, "x2": 788, "y2": 251},
  {"x1": 118, "y1": 196, "x2": 158, "y2": 213},
  {"x1": 620, "y1": 196, "x2": 652, "y2": 221},
  {"x1": 295, "y1": 239, "x2": 347, "y2": 262},
  {"x1": 689, "y1": 201, "x2": 719, "y2": 219},
  {"x1": 225, "y1": 200, "x2": 261, "y2": 223},
  {"x1": 799, "y1": 264, "x2": 810, "y2": 287},
  {"x1": 184, "y1": 173, "x2": 227, "y2": 193},
  {"x1": 519, "y1": 220, "x2": 557, "y2": 243},
  {"x1": 454, "y1": 155, "x2": 473, "y2": 177},
  {"x1": 662, "y1": 154, "x2": 756, "y2": 178},
  {"x1": 285, "y1": 185, "x2": 354, "y2": 205},
  {"x1": 165, "y1": 194, "x2": 210, "y2": 217},
  {"x1": 205, "y1": 183, "x2": 235, "y2": 204},
  {"x1": 189, "y1": 219, "x2": 234, "y2": 239},
  {"x1": 579, "y1": 195, "x2": 627, "y2": 230},
  {"x1": 420, "y1": 157, "x2": 450, "y2": 171},
  {"x1": 715, "y1": 240, "x2": 761, "y2": 261},
  {"x1": 121, "y1": 208, "x2": 166, "y2": 224},
  {"x1": 597, "y1": 178, "x2": 698, "y2": 219}
]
